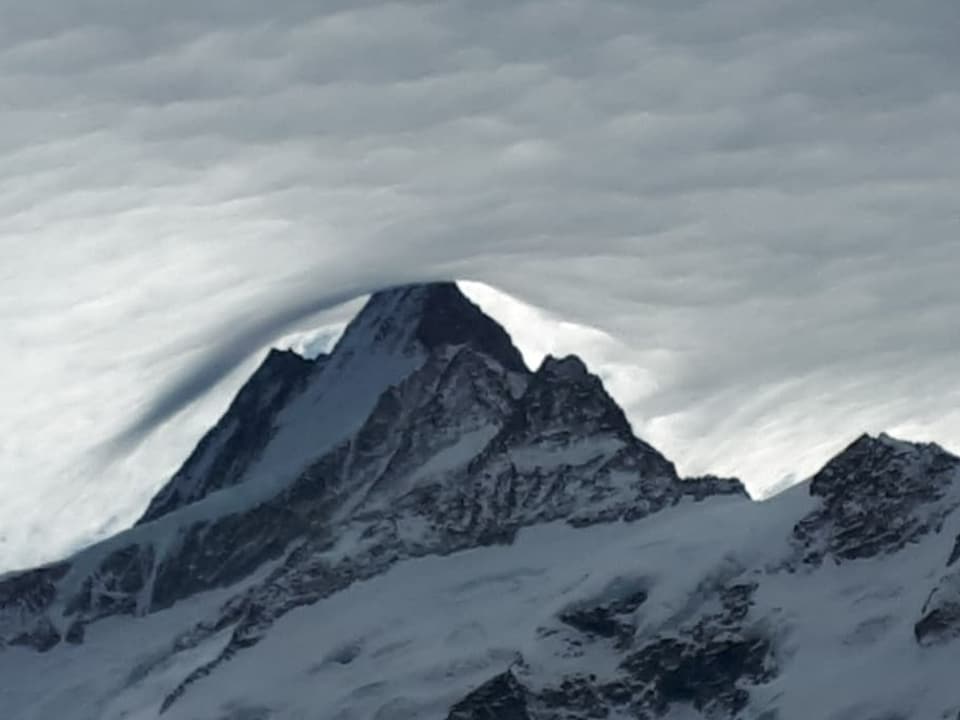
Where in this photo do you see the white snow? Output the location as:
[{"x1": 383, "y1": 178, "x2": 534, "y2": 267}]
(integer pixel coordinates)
[
  {"x1": 10, "y1": 483, "x2": 960, "y2": 720},
  {"x1": 405, "y1": 426, "x2": 500, "y2": 486}
]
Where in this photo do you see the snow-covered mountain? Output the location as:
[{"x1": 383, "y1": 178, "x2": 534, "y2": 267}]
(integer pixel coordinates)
[{"x1": 2, "y1": 282, "x2": 960, "y2": 720}]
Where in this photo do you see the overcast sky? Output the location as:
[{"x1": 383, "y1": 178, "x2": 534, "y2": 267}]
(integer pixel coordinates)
[{"x1": 2, "y1": 0, "x2": 959, "y2": 571}]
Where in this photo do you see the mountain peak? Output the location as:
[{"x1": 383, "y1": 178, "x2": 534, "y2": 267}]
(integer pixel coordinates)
[
  {"x1": 337, "y1": 282, "x2": 528, "y2": 373},
  {"x1": 538, "y1": 353, "x2": 589, "y2": 379},
  {"x1": 847, "y1": 431, "x2": 908, "y2": 451},
  {"x1": 795, "y1": 432, "x2": 960, "y2": 563},
  {"x1": 818, "y1": 432, "x2": 939, "y2": 480},
  {"x1": 492, "y1": 351, "x2": 635, "y2": 451},
  {"x1": 809, "y1": 432, "x2": 955, "y2": 501}
]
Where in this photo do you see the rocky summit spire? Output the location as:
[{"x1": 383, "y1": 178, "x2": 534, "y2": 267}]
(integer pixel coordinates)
[
  {"x1": 494, "y1": 353, "x2": 636, "y2": 449},
  {"x1": 335, "y1": 282, "x2": 529, "y2": 374}
]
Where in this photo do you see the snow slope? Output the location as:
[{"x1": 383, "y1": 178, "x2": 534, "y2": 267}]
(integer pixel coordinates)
[{"x1": 4, "y1": 482, "x2": 960, "y2": 720}]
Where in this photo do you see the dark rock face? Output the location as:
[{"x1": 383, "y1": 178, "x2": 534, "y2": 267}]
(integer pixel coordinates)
[
  {"x1": 681, "y1": 475, "x2": 750, "y2": 501},
  {"x1": 139, "y1": 348, "x2": 319, "y2": 523},
  {"x1": 461, "y1": 353, "x2": 681, "y2": 528},
  {"x1": 0, "y1": 562, "x2": 69, "y2": 617},
  {"x1": 149, "y1": 504, "x2": 307, "y2": 613},
  {"x1": 917, "y1": 535, "x2": 960, "y2": 645},
  {"x1": 915, "y1": 600, "x2": 960, "y2": 646},
  {"x1": 915, "y1": 566, "x2": 960, "y2": 646},
  {"x1": 411, "y1": 282, "x2": 528, "y2": 375},
  {"x1": 450, "y1": 583, "x2": 774, "y2": 719},
  {"x1": 447, "y1": 672, "x2": 532, "y2": 720},
  {"x1": 10, "y1": 617, "x2": 62, "y2": 652},
  {"x1": 947, "y1": 535, "x2": 960, "y2": 567},
  {"x1": 598, "y1": 582, "x2": 772, "y2": 718},
  {"x1": 621, "y1": 631, "x2": 772, "y2": 717},
  {"x1": 0, "y1": 562, "x2": 70, "y2": 651},
  {"x1": 65, "y1": 543, "x2": 155, "y2": 618},
  {"x1": 493, "y1": 354, "x2": 636, "y2": 450},
  {"x1": 793, "y1": 434, "x2": 960, "y2": 564},
  {"x1": 558, "y1": 588, "x2": 649, "y2": 646}
]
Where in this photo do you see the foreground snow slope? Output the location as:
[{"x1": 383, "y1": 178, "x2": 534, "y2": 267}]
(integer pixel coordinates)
[
  {"x1": 3, "y1": 283, "x2": 960, "y2": 719},
  {"x1": 0, "y1": 496, "x2": 776, "y2": 719},
  {"x1": 4, "y1": 481, "x2": 960, "y2": 720}
]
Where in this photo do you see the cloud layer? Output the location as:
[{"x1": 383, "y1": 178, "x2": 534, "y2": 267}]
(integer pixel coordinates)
[{"x1": 2, "y1": 0, "x2": 960, "y2": 570}]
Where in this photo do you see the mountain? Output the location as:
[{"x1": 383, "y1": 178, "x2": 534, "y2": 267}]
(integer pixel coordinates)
[{"x1": 1, "y1": 282, "x2": 959, "y2": 720}]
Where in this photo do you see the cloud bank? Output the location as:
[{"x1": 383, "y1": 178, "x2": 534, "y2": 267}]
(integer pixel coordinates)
[{"x1": 2, "y1": 0, "x2": 959, "y2": 570}]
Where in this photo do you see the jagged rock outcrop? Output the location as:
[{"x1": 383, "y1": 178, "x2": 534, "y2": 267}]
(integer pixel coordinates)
[
  {"x1": 448, "y1": 581, "x2": 775, "y2": 719},
  {"x1": 448, "y1": 672, "x2": 532, "y2": 720},
  {"x1": 0, "y1": 561, "x2": 70, "y2": 652},
  {"x1": 915, "y1": 541, "x2": 960, "y2": 646},
  {"x1": 793, "y1": 433, "x2": 960, "y2": 565},
  {"x1": 447, "y1": 670, "x2": 533, "y2": 720},
  {"x1": 915, "y1": 571, "x2": 960, "y2": 646},
  {"x1": 681, "y1": 474, "x2": 749, "y2": 501}
]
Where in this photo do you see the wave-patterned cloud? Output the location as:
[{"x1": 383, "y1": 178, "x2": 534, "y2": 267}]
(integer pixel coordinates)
[{"x1": 2, "y1": 0, "x2": 960, "y2": 570}]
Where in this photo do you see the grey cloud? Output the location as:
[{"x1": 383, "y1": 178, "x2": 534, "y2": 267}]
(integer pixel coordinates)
[{"x1": 1, "y1": 0, "x2": 959, "y2": 569}]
